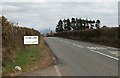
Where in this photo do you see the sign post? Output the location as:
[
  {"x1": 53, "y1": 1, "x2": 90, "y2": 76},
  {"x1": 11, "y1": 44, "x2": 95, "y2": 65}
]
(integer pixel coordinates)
[{"x1": 24, "y1": 36, "x2": 38, "y2": 45}]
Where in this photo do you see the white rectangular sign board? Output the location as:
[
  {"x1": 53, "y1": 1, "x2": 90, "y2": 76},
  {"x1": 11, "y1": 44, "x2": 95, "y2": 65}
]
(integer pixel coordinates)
[{"x1": 24, "y1": 36, "x2": 38, "y2": 44}]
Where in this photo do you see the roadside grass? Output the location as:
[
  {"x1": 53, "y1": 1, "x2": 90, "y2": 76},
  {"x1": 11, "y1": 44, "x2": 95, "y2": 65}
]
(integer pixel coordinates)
[
  {"x1": 3, "y1": 45, "x2": 40, "y2": 74},
  {"x1": 3, "y1": 37, "x2": 53, "y2": 76}
]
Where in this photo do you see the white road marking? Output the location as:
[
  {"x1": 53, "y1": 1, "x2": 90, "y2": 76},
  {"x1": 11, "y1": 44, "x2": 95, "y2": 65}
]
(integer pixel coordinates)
[
  {"x1": 108, "y1": 51, "x2": 119, "y2": 57},
  {"x1": 100, "y1": 47, "x2": 106, "y2": 50},
  {"x1": 87, "y1": 47, "x2": 96, "y2": 49},
  {"x1": 57, "y1": 39, "x2": 83, "y2": 48},
  {"x1": 87, "y1": 47, "x2": 106, "y2": 50},
  {"x1": 76, "y1": 45, "x2": 83, "y2": 48},
  {"x1": 66, "y1": 42, "x2": 70, "y2": 43},
  {"x1": 107, "y1": 47, "x2": 118, "y2": 50},
  {"x1": 90, "y1": 50, "x2": 119, "y2": 60},
  {"x1": 73, "y1": 44, "x2": 76, "y2": 46},
  {"x1": 54, "y1": 65, "x2": 61, "y2": 76},
  {"x1": 72, "y1": 44, "x2": 83, "y2": 48}
]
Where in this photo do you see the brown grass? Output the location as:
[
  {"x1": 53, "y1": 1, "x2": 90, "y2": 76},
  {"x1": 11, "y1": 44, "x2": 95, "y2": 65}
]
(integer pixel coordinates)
[{"x1": 54, "y1": 27, "x2": 120, "y2": 48}]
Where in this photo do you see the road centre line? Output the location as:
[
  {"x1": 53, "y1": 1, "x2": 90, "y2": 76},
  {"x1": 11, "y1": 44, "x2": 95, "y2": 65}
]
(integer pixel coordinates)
[
  {"x1": 55, "y1": 38, "x2": 118, "y2": 60},
  {"x1": 57, "y1": 39, "x2": 83, "y2": 48},
  {"x1": 107, "y1": 47, "x2": 118, "y2": 50},
  {"x1": 66, "y1": 42, "x2": 70, "y2": 43},
  {"x1": 72, "y1": 44, "x2": 83, "y2": 48},
  {"x1": 55, "y1": 38, "x2": 119, "y2": 61},
  {"x1": 90, "y1": 49, "x2": 119, "y2": 61},
  {"x1": 73, "y1": 44, "x2": 76, "y2": 46},
  {"x1": 75, "y1": 45, "x2": 83, "y2": 48},
  {"x1": 87, "y1": 47, "x2": 106, "y2": 50}
]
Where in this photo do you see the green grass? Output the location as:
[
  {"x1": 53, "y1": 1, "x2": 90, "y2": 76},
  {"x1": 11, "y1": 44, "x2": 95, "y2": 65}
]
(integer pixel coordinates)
[
  {"x1": 4, "y1": 45, "x2": 41, "y2": 73},
  {"x1": 3, "y1": 38, "x2": 52, "y2": 76}
]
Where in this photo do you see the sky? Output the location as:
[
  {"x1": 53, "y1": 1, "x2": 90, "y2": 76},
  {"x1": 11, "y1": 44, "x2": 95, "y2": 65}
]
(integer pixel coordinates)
[{"x1": 1, "y1": 0, "x2": 120, "y2": 33}]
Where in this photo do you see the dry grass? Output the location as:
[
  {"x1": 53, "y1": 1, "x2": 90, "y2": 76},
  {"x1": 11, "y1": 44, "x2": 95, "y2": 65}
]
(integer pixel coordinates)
[
  {"x1": 3, "y1": 37, "x2": 53, "y2": 76},
  {"x1": 1, "y1": 16, "x2": 53, "y2": 76},
  {"x1": 54, "y1": 27, "x2": 120, "y2": 48}
]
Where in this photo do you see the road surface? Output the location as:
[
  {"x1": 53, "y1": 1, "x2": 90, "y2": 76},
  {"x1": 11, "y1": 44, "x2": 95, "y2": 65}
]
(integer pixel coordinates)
[
  {"x1": 45, "y1": 37, "x2": 119, "y2": 76},
  {"x1": 23, "y1": 37, "x2": 119, "y2": 76}
]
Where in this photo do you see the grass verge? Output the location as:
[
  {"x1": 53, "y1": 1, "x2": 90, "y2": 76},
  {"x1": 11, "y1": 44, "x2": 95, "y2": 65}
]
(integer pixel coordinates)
[{"x1": 3, "y1": 37, "x2": 53, "y2": 76}]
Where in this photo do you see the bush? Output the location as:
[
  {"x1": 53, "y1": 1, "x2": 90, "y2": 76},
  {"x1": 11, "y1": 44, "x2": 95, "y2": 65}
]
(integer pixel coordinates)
[
  {"x1": 1, "y1": 16, "x2": 41, "y2": 67},
  {"x1": 54, "y1": 27, "x2": 119, "y2": 48}
]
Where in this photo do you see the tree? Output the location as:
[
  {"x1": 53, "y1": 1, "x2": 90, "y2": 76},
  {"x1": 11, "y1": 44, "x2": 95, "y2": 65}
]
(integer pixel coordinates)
[
  {"x1": 55, "y1": 19, "x2": 64, "y2": 32},
  {"x1": 78, "y1": 18, "x2": 83, "y2": 30},
  {"x1": 102, "y1": 25, "x2": 107, "y2": 28},
  {"x1": 85, "y1": 18, "x2": 89, "y2": 29},
  {"x1": 63, "y1": 19, "x2": 67, "y2": 31},
  {"x1": 95, "y1": 20, "x2": 101, "y2": 29},
  {"x1": 76, "y1": 18, "x2": 80, "y2": 30},
  {"x1": 82, "y1": 19, "x2": 86, "y2": 30},
  {"x1": 55, "y1": 18, "x2": 101, "y2": 32},
  {"x1": 89, "y1": 20, "x2": 95, "y2": 29},
  {"x1": 66, "y1": 19, "x2": 71, "y2": 31},
  {"x1": 71, "y1": 18, "x2": 76, "y2": 30}
]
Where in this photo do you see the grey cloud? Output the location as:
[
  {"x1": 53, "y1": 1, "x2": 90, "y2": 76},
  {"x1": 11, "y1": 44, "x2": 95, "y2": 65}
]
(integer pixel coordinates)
[
  {"x1": 2, "y1": 2, "x2": 118, "y2": 32},
  {"x1": 3, "y1": 0, "x2": 120, "y2": 2}
]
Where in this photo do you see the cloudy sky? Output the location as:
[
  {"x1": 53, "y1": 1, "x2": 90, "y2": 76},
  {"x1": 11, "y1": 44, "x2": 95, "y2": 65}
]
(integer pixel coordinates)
[{"x1": 1, "y1": 0, "x2": 119, "y2": 33}]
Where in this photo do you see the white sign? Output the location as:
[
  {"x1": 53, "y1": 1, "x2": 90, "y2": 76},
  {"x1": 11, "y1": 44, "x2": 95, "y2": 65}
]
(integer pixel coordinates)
[{"x1": 24, "y1": 36, "x2": 38, "y2": 44}]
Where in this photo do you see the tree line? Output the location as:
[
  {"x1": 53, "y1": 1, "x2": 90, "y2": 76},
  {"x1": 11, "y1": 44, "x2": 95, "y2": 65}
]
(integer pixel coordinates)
[{"x1": 55, "y1": 17, "x2": 101, "y2": 32}]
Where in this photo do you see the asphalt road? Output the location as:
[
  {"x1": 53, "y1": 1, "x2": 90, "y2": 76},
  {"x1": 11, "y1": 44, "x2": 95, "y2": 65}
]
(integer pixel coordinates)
[{"x1": 44, "y1": 37, "x2": 119, "y2": 76}]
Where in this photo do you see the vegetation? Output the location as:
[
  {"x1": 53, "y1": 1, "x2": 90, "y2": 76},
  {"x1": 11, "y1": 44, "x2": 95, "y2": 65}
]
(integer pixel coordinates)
[
  {"x1": 3, "y1": 37, "x2": 53, "y2": 76},
  {"x1": 55, "y1": 17, "x2": 119, "y2": 48},
  {"x1": 1, "y1": 16, "x2": 41, "y2": 67},
  {"x1": 3, "y1": 45, "x2": 39, "y2": 75},
  {"x1": 55, "y1": 17, "x2": 100, "y2": 32},
  {"x1": 1, "y1": 16, "x2": 54, "y2": 76}
]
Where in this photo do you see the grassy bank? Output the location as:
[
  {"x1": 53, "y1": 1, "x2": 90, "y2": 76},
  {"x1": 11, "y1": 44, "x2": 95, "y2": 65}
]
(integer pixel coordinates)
[
  {"x1": 1, "y1": 16, "x2": 53, "y2": 76},
  {"x1": 1, "y1": 16, "x2": 40, "y2": 67},
  {"x1": 3, "y1": 37, "x2": 53, "y2": 76}
]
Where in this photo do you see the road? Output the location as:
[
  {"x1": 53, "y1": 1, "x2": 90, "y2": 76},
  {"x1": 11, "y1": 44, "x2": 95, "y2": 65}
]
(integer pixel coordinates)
[
  {"x1": 45, "y1": 37, "x2": 119, "y2": 76},
  {"x1": 23, "y1": 37, "x2": 119, "y2": 76}
]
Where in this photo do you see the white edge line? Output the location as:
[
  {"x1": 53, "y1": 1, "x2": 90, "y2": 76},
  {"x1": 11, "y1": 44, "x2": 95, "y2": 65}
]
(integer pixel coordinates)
[
  {"x1": 54, "y1": 65, "x2": 62, "y2": 76},
  {"x1": 90, "y1": 50, "x2": 119, "y2": 61}
]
